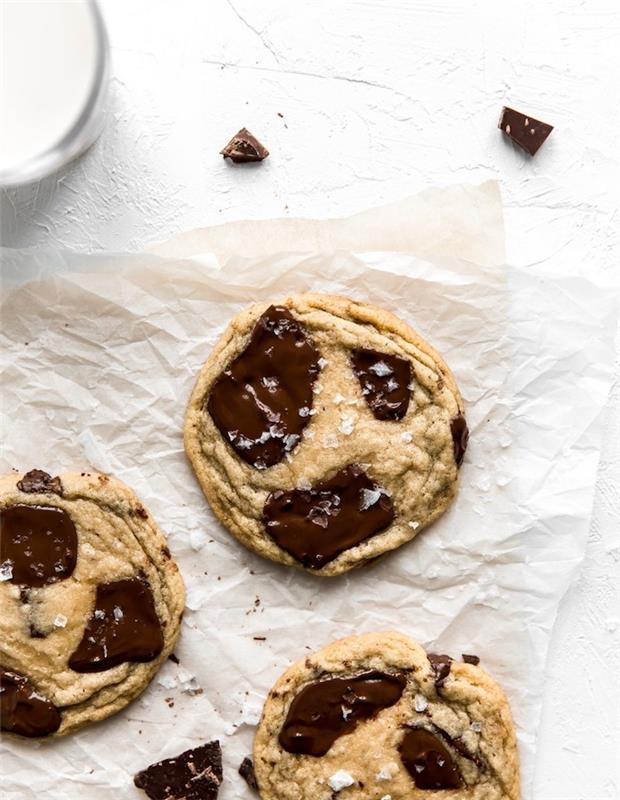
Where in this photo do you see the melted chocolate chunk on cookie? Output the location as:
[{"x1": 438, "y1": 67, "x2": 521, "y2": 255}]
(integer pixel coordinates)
[
  {"x1": 68, "y1": 577, "x2": 164, "y2": 672},
  {"x1": 279, "y1": 670, "x2": 406, "y2": 757},
  {"x1": 207, "y1": 306, "x2": 321, "y2": 469},
  {"x1": 239, "y1": 756, "x2": 259, "y2": 791},
  {"x1": 0, "y1": 504, "x2": 77, "y2": 587},
  {"x1": 351, "y1": 349, "x2": 411, "y2": 421},
  {"x1": 134, "y1": 741, "x2": 222, "y2": 800},
  {"x1": 399, "y1": 727, "x2": 463, "y2": 789},
  {"x1": 17, "y1": 470, "x2": 63, "y2": 495},
  {"x1": 0, "y1": 668, "x2": 61, "y2": 737},
  {"x1": 263, "y1": 464, "x2": 395, "y2": 569},
  {"x1": 450, "y1": 413, "x2": 469, "y2": 468},
  {"x1": 427, "y1": 653, "x2": 453, "y2": 688}
]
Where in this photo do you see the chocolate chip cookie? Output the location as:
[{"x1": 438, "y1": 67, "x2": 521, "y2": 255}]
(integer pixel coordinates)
[
  {"x1": 0, "y1": 470, "x2": 185, "y2": 737},
  {"x1": 185, "y1": 294, "x2": 467, "y2": 576},
  {"x1": 253, "y1": 631, "x2": 519, "y2": 799}
]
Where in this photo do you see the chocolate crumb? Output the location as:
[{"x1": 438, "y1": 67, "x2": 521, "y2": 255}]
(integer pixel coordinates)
[
  {"x1": 239, "y1": 756, "x2": 259, "y2": 791},
  {"x1": 168, "y1": 653, "x2": 180, "y2": 665},
  {"x1": 462, "y1": 654, "x2": 480, "y2": 666},
  {"x1": 253, "y1": 636, "x2": 266, "y2": 641},
  {"x1": 17, "y1": 470, "x2": 62, "y2": 496},
  {"x1": 134, "y1": 741, "x2": 222, "y2": 800},
  {"x1": 220, "y1": 128, "x2": 269, "y2": 163},
  {"x1": 135, "y1": 505, "x2": 148, "y2": 520},
  {"x1": 427, "y1": 653, "x2": 453, "y2": 688}
]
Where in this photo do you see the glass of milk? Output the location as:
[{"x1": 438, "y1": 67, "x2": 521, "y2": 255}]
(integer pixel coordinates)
[{"x1": 0, "y1": 0, "x2": 109, "y2": 186}]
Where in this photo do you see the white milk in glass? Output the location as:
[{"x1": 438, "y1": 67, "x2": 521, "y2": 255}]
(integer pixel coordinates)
[{"x1": 0, "y1": 0, "x2": 108, "y2": 185}]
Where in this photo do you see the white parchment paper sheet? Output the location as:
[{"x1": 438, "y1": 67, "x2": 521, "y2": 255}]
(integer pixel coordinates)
[{"x1": 0, "y1": 183, "x2": 616, "y2": 799}]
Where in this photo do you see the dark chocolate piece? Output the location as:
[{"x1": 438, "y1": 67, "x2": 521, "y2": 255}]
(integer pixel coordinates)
[
  {"x1": 207, "y1": 306, "x2": 320, "y2": 470},
  {"x1": 498, "y1": 106, "x2": 553, "y2": 156},
  {"x1": 462, "y1": 653, "x2": 480, "y2": 665},
  {"x1": 68, "y1": 577, "x2": 164, "y2": 672},
  {"x1": 263, "y1": 464, "x2": 394, "y2": 569},
  {"x1": 220, "y1": 128, "x2": 269, "y2": 163},
  {"x1": 0, "y1": 668, "x2": 61, "y2": 737},
  {"x1": 279, "y1": 670, "x2": 406, "y2": 757},
  {"x1": 0, "y1": 504, "x2": 77, "y2": 587},
  {"x1": 399, "y1": 727, "x2": 463, "y2": 790},
  {"x1": 16, "y1": 469, "x2": 62, "y2": 495},
  {"x1": 450, "y1": 413, "x2": 469, "y2": 468},
  {"x1": 351, "y1": 349, "x2": 411, "y2": 421},
  {"x1": 134, "y1": 741, "x2": 222, "y2": 800},
  {"x1": 427, "y1": 653, "x2": 453, "y2": 688},
  {"x1": 238, "y1": 756, "x2": 259, "y2": 791}
]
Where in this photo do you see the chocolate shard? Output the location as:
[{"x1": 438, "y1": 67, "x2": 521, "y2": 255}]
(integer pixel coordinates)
[
  {"x1": 427, "y1": 653, "x2": 453, "y2": 688},
  {"x1": 0, "y1": 504, "x2": 77, "y2": 587},
  {"x1": 207, "y1": 305, "x2": 320, "y2": 470},
  {"x1": 0, "y1": 668, "x2": 61, "y2": 737},
  {"x1": 498, "y1": 106, "x2": 553, "y2": 156},
  {"x1": 351, "y1": 349, "x2": 411, "y2": 421},
  {"x1": 263, "y1": 464, "x2": 395, "y2": 569},
  {"x1": 220, "y1": 127, "x2": 269, "y2": 163},
  {"x1": 68, "y1": 577, "x2": 164, "y2": 673},
  {"x1": 450, "y1": 413, "x2": 469, "y2": 468},
  {"x1": 399, "y1": 727, "x2": 463, "y2": 790},
  {"x1": 462, "y1": 653, "x2": 480, "y2": 666},
  {"x1": 134, "y1": 741, "x2": 223, "y2": 800},
  {"x1": 17, "y1": 469, "x2": 63, "y2": 495},
  {"x1": 239, "y1": 756, "x2": 259, "y2": 791},
  {"x1": 279, "y1": 671, "x2": 406, "y2": 757}
]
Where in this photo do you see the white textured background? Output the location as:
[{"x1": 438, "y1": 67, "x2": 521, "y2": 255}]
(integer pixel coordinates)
[{"x1": 1, "y1": 1, "x2": 618, "y2": 798}]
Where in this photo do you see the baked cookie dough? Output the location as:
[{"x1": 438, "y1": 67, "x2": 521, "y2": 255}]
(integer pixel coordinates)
[
  {"x1": 253, "y1": 631, "x2": 520, "y2": 800},
  {"x1": 185, "y1": 294, "x2": 468, "y2": 576},
  {"x1": 0, "y1": 469, "x2": 185, "y2": 737}
]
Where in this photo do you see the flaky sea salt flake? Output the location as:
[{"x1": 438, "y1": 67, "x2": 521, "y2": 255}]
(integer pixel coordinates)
[{"x1": 328, "y1": 770, "x2": 355, "y2": 791}]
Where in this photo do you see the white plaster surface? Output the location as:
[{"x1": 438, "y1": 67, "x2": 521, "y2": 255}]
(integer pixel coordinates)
[{"x1": 0, "y1": 1, "x2": 618, "y2": 798}]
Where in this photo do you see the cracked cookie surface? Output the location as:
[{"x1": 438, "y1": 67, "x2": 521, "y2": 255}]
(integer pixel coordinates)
[
  {"x1": 0, "y1": 470, "x2": 185, "y2": 737},
  {"x1": 185, "y1": 294, "x2": 467, "y2": 576},
  {"x1": 253, "y1": 631, "x2": 520, "y2": 800}
]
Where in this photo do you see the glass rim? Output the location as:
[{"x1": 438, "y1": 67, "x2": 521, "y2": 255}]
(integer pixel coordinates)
[{"x1": 0, "y1": 0, "x2": 110, "y2": 188}]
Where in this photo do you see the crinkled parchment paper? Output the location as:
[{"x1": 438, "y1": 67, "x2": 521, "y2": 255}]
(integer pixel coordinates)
[{"x1": 0, "y1": 182, "x2": 616, "y2": 799}]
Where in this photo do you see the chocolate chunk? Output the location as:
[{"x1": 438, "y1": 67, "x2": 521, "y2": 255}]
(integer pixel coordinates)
[
  {"x1": 427, "y1": 653, "x2": 453, "y2": 688},
  {"x1": 450, "y1": 413, "x2": 469, "y2": 468},
  {"x1": 207, "y1": 306, "x2": 320, "y2": 469},
  {"x1": 498, "y1": 106, "x2": 553, "y2": 156},
  {"x1": 68, "y1": 577, "x2": 164, "y2": 672},
  {"x1": 398, "y1": 727, "x2": 462, "y2": 790},
  {"x1": 16, "y1": 470, "x2": 62, "y2": 495},
  {"x1": 462, "y1": 653, "x2": 480, "y2": 665},
  {"x1": 238, "y1": 756, "x2": 259, "y2": 791},
  {"x1": 279, "y1": 670, "x2": 406, "y2": 756},
  {"x1": 0, "y1": 504, "x2": 77, "y2": 587},
  {"x1": 134, "y1": 741, "x2": 222, "y2": 800},
  {"x1": 263, "y1": 464, "x2": 394, "y2": 569},
  {"x1": 351, "y1": 349, "x2": 411, "y2": 420},
  {"x1": 0, "y1": 668, "x2": 61, "y2": 737},
  {"x1": 220, "y1": 127, "x2": 269, "y2": 163}
]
